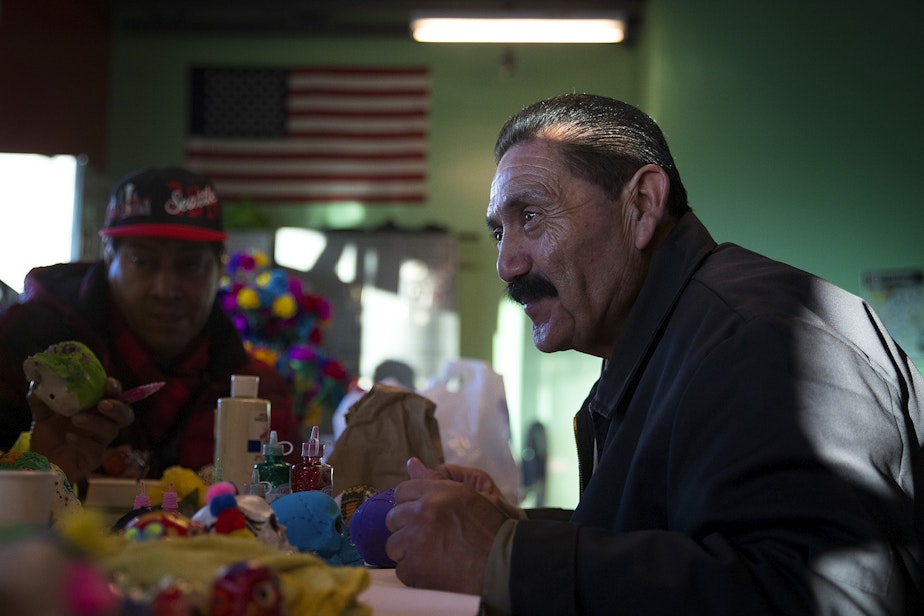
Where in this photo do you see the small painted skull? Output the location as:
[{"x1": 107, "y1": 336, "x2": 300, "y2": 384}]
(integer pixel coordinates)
[
  {"x1": 270, "y1": 491, "x2": 362, "y2": 566},
  {"x1": 211, "y1": 560, "x2": 282, "y2": 616},
  {"x1": 192, "y1": 494, "x2": 293, "y2": 551}
]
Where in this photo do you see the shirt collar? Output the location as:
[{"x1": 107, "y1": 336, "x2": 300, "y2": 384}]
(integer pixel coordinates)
[{"x1": 589, "y1": 212, "x2": 718, "y2": 418}]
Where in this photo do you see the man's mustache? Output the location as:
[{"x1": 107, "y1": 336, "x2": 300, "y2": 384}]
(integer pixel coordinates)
[{"x1": 506, "y1": 275, "x2": 558, "y2": 305}]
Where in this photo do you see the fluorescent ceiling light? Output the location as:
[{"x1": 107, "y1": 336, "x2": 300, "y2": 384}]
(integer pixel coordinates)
[{"x1": 410, "y1": 12, "x2": 625, "y2": 44}]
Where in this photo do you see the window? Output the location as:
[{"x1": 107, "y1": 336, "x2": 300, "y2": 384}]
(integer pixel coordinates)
[{"x1": 0, "y1": 153, "x2": 82, "y2": 294}]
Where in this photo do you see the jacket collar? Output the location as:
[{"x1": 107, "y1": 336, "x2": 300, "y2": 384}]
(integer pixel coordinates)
[{"x1": 588, "y1": 212, "x2": 718, "y2": 419}]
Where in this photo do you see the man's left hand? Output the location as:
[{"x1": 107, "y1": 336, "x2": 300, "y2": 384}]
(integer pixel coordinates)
[
  {"x1": 28, "y1": 377, "x2": 135, "y2": 483},
  {"x1": 385, "y1": 458, "x2": 509, "y2": 595}
]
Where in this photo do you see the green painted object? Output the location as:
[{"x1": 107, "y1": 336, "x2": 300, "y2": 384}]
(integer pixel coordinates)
[{"x1": 22, "y1": 341, "x2": 107, "y2": 416}]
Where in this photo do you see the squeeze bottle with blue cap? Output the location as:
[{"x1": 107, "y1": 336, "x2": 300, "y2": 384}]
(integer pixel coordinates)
[
  {"x1": 254, "y1": 430, "x2": 293, "y2": 503},
  {"x1": 214, "y1": 374, "x2": 270, "y2": 492}
]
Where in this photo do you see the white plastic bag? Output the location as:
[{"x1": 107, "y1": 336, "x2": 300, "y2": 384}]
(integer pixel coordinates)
[{"x1": 422, "y1": 358, "x2": 520, "y2": 504}]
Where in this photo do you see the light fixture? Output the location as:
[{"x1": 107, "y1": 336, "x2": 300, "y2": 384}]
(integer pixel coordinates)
[{"x1": 409, "y1": 11, "x2": 626, "y2": 44}]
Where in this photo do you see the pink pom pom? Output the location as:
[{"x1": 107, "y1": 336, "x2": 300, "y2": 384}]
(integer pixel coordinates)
[
  {"x1": 288, "y1": 277, "x2": 304, "y2": 297},
  {"x1": 206, "y1": 481, "x2": 237, "y2": 504},
  {"x1": 65, "y1": 562, "x2": 121, "y2": 616}
]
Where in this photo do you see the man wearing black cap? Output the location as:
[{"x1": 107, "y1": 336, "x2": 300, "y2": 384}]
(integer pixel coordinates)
[{"x1": 0, "y1": 166, "x2": 300, "y2": 484}]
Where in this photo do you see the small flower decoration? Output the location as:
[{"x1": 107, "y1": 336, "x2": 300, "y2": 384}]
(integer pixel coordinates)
[{"x1": 218, "y1": 250, "x2": 351, "y2": 426}]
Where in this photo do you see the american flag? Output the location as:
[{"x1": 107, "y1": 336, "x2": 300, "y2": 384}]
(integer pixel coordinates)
[{"x1": 185, "y1": 66, "x2": 429, "y2": 205}]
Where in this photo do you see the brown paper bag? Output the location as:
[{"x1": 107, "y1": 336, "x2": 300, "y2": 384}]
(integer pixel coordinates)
[{"x1": 327, "y1": 383, "x2": 444, "y2": 494}]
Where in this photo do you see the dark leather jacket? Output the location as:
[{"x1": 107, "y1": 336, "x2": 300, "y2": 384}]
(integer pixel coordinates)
[{"x1": 512, "y1": 213, "x2": 924, "y2": 615}]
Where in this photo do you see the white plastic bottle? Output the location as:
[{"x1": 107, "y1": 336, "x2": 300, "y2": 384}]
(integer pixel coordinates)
[{"x1": 214, "y1": 375, "x2": 271, "y2": 491}]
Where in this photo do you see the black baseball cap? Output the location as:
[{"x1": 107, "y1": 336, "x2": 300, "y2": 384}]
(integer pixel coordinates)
[{"x1": 99, "y1": 166, "x2": 227, "y2": 241}]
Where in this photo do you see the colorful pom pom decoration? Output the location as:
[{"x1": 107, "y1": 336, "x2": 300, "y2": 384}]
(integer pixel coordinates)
[{"x1": 217, "y1": 250, "x2": 352, "y2": 428}]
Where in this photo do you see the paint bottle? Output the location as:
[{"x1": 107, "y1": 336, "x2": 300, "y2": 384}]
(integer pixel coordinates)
[
  {"x1": 161, "y1": 483, "x2": 179, "y2": 512},
  {"x1": 214, "y1": 375, "x2": 270, "y2": 492},
  {"x1": 242, "y1": 468, "x2": 267, "y2": 499},
  {"x1": 133, "y1": 480, "x2": 153, "y2": 511},
  {"x1": 254, "y1": 430, "x2": 293, "y2": 503},
  {"x1": 292, "y1": 425, "x2": 333, "y2": 496}
]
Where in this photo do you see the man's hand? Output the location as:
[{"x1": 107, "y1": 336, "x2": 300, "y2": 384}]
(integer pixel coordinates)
[
  {"x1": 385, "y1": 457, "x2": 514, "y2": 595},
  {"x1": 411, "y1": 457, "x2": 525, "y2": 520},
  {"x1": 27, "y1": 377, "x2": 135, "y2": 483}
]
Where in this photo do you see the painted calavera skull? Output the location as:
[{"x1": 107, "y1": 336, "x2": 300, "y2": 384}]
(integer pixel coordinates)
[
  {"x1": 270, "y1": 491, "x2": 362, "y2": 566},
  {"x1": 192, "y1": 494, "x2": 293, "y2": 551},
  {"x1": 23, "y1": 341, "x2": 107, "y2": 416},
  {"x1": 211, "y1": 560, "x2": 283, "y2": 616}
]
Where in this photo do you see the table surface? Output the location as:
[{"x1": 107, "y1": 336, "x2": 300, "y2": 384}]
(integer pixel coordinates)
[{"x1": 360, "y1": 568, "x2": 480, "y2": 615}]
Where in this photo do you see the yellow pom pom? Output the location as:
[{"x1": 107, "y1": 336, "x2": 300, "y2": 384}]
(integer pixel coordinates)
[
  {"x1": 237, "y1": 287, "x2": 260, "y2": 309},
  {"x1": 151, "y1": 466, "x2": 208, "y2": 508},
  {"x1": 252, "y1": 347, "x2": 279, "y2": 367},
  {"x1": 272, "y1": 294, "x2": 298, "y2": 319},
  {"x1": 255, "y1": 272, "x2": 272, "y2": 288},
  {"x1": 55, "y1": 509, "x2": 114, "y2": 558},
  {"x1": 252, "y1": 251, "x2": 270, "y2": 269}
]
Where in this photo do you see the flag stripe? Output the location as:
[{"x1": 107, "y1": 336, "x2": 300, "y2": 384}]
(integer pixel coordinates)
[
  {"x1": 285, "y1": 130, "x2": 428, "y2": 140},
  {"x1": 288, "y1": 87, "x2": 429, "y2": 98},
  {"x1": 288, "y1": 102, "x2": 428, "y2": 114},
  {"x1": 190, "y1": 162, "x2": 425, "y2": 176},
  {"x1": 208, "y1": 172, "x2": 426, "y2": 182},
  {"x1": 214, "y1": 180, "x2": 427, "y2": 203},
  {"x1": 187, "y1": 154, "x2": 425, "y2": 166},
  {"x1": 287, "y1": 118, "x2": 427, "y2": 133},
  {"x1": 185, "y1": 65, "x2": 429, "y2": 205},
  {"x1": 186, "y1": 137, "x2": 426, "y2": 155}
]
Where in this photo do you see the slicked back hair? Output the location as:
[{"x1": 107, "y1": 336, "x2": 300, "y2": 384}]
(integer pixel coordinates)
[{"x1": 494, "y1": 94, "x2": 691, "y2": 217}]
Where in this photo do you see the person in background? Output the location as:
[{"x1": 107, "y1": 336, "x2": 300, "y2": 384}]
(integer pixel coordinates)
[
  {"x1": 0, "y1": 166, "x2": 300, "y2": 486},
  {"x1": 330, "y1": 358, "x2": 417, "y2": 452},
  {"x1": 385, "y1": 94, "x2": 924, "y2": 614}
]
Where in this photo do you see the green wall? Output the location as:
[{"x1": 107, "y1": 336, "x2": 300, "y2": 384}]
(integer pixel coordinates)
[
  {"x1": 642, "y1": 0, "x2": 924, "y2": 294},
  {"x1": 108, "y1": 0, "x2": 924, "y2": 507}
]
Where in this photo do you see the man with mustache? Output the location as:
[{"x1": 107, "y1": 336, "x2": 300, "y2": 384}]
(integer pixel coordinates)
[
  {"x1": 0, "y1": 166, "x2": 300, "y2": 485},
  {"x1": 386, "y1": 94, "x2": 924, "y2": 615}
]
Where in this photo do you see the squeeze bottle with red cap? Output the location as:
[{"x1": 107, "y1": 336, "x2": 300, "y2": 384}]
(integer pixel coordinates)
[
  {"x1": 292, "y1": 426, "x2": 333, "y2": 495},
  {"x1": 214, "y1": 375, "x2": 270, "y2": 492}
]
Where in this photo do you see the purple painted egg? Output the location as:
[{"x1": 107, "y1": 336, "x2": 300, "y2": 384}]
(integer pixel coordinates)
[{"x1": 349, "y1": 489, "x2": 396, "y2": 567}]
